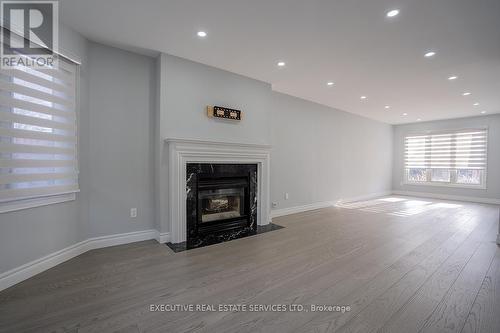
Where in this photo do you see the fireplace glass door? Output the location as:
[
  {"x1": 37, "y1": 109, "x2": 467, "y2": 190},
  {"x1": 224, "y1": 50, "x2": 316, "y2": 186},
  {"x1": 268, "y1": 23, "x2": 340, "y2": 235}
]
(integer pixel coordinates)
[{"x1": 199, "y1": 187, "x2": 246, "y2": 223}]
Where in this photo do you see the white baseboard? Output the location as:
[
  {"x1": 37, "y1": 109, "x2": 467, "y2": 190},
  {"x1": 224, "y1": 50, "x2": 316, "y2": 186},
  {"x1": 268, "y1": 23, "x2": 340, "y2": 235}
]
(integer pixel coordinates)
[
  {"x1": 270, "y1": 191, "x2": 393, "y2": 219},
  {"x1": 271, "y1": 201, "x2": 333, "y2": 219},
  {"x1": 155, "y1": 231, "x2": 171, "y2": 243},
  {"x1": 87, "y1": 229, "x2": 158, "y2": 249},
  {"x1": 392, "y1": 190, "x2": 500, "y2": 205},
  {"x1": 335, "y1": 191, "x2": 393, "y2": 204},
  {"x1": 0, "y1": 229, "x2": 160, "y2": 292}
]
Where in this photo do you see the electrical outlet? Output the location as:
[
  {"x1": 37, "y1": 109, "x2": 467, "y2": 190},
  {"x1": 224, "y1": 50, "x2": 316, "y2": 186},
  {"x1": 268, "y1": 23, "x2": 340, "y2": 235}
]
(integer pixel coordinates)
[
  {"x1": 130, "y1": 208, "x2": 137, "y2": 218},
  {"x1": 272, "y1": 202, "x2": 278, "y2": 208},
  {"x1": 285, "y1": 192, "x2": 289, "y2": 200}
]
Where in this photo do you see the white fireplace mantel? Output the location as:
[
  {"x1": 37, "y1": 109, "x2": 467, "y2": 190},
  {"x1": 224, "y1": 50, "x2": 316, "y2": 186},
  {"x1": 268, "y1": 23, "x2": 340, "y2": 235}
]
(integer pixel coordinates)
[{"x1": 164, "y1": 138, "x2": 272, "y2": 243}]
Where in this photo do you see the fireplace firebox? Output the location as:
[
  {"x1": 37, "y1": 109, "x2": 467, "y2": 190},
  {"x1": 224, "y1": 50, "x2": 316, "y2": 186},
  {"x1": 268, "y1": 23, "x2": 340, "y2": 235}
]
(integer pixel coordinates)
[{"x1": 186, "y1": 163, "x2": 257, "y2": 249}]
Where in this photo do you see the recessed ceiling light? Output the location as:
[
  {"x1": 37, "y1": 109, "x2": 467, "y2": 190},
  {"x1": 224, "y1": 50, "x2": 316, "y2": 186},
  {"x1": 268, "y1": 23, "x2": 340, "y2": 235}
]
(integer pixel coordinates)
[
  {"x1": 197, "y1": 31, "x2": 207, "y2": 37},
  {"x1": 277, "y1": 61, "x2": 286, "y2": 67},
  {"x1": 403, "y1": 113, "x2": 408, "y2": 116},
  {"x1": 360, "y1": 96, "x2": 367, "y2": 100},
  {"x1": 327, "y1": 82, "x2": 334, "y2": 86},
  {"x1": 473, "y1": 102, "x2": 480, "y2": 106},
  {"x1": 386, "y1": 9, "x2": 400, "y2": 17},
  {"x1": 417, "y1": 118, "x2": 422, "y2": 121},
  {"x1": 481, "y1": 111, "x2": 487, "y2": 114},
  {"x1": 462, "y1": 92, "x2": 471, "y2": 96},
  {"x1": 384, "y1": 105, "x2": 390, "y2": 109},
  {"x1": 448, "y1": 76, "x2": 458, "y2": 80},
  {"x1": 424, "y1": 51, "x2": 436, "y2": 57}
]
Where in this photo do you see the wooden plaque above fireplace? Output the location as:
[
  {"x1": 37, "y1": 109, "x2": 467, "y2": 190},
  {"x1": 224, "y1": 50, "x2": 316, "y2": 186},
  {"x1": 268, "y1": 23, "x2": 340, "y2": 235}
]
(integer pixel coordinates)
[{"x1": 206, "y1": 105, "x2": 242, "y2": 121}]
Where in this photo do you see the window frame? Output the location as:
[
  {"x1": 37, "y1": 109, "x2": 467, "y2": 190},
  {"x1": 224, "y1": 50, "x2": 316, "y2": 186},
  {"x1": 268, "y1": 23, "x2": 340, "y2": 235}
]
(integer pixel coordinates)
[
  {"x1": 0, "y1": 51, "x2": 81, "y2": 214},
  {"x1": 402, "y1": 128, "x2": 488, "y2": 190}
]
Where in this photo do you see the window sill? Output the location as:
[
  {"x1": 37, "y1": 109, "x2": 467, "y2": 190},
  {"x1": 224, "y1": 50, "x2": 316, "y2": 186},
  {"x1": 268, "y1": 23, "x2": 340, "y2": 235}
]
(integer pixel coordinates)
[
  {"x1": 402, "y1": 182, "x2": 486, "y2": 190},
  {"x1": 0, "y1": 192, "x2": 78, "y2": 214}
]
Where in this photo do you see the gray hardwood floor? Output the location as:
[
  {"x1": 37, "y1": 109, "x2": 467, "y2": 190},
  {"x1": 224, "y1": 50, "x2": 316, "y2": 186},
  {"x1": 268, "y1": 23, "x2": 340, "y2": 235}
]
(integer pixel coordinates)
[{"x1": 0, "y1": 196, "x2": 499, "y2": 333}]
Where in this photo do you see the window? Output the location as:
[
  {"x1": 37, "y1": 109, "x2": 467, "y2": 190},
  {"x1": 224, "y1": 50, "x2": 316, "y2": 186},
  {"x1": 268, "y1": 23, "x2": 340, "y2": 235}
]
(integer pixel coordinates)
[
  {"x1": 404, "y1": 129, "x2": 487, "y2": 188},
  {"x1": 0, "y1": 50, "x2": 78, "y2": 211}
]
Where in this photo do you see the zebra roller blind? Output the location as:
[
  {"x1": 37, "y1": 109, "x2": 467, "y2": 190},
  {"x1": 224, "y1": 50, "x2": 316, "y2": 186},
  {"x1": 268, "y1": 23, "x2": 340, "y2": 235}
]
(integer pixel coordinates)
[
  {"x1": 404, "y1": 129, "x2": 487, "y2": 186},
  {"x1": 0, "y1": 55, "x2": 78, "y2": 202}
]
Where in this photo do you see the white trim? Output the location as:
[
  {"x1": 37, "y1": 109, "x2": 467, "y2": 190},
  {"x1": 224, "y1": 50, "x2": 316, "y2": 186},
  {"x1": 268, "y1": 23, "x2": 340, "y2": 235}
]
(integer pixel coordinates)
[
  {"x1": 164, "y1": 137, "x2": 271, "y2": 150},
  {"x1": 335, "y1": 191, "x2": 393, "y2": 204},
  {"x1": 0, "y1": 229, "x2": 159, "y2": 292},
  {"x1": 0, "y1": 192, "x2": 76, "y2": 213},
  {"x1": 392, "y1": 190, "x2": 500, "y2": 205},
  {"x1": 402, "y1": 180, "x2": 487, "y2": 190},
  {"x1": 270, "y1": 191, "x2": 392, "y2": 219},
  {"x1": 165, "y1": 138, "x2": 272, "y2": 244},
  {"x1": 155, "y1": 231, "x2": 171, "y2": 243},
  {"x1": 86, "y1": 229, "x2": 157, "y2": 249},
  {"x1": 271, "y1": 201, "x2": 333, "y2": 218},
  {"x1": 497, "y1": 210, "x2": 500, "y2": 245}
]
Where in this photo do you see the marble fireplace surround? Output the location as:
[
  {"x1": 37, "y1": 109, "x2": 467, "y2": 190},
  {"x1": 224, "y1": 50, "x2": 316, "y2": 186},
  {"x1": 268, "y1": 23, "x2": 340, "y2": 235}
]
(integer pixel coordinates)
[{"x1": 165, "y1": 138, "x2": 272, "y2": 244}]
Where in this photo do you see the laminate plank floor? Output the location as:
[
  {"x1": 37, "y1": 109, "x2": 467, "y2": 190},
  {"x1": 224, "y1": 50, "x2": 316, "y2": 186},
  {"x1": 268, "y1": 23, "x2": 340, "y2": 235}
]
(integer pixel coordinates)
[{"x1": 0, "y1": 196, "x2": 498, "y2": 333}]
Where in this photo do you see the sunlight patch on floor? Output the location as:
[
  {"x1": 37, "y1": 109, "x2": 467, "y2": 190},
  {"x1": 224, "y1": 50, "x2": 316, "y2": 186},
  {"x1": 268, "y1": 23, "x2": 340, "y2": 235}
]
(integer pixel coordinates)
[
  {"x1": 378, "y1": 197, "x2": 406, "y2": 202},
  {"x1": 336, "y1": 196, "x2": 462, "y2": 217}
]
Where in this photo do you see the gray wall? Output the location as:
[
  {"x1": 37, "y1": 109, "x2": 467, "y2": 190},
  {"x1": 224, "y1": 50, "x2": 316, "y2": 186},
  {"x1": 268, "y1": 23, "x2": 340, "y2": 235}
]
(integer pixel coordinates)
[
  {"x1": 162, "y1": 54, "x2": 272, "y2": 144},
  {"x1": 0, "y1": 25, "x2": 89, "y2": 274},
  {"x1": 157, "y1": 54, "x2": 393, "y2": 224},
  {"x1": 271, "y1": 92, "x2": 393, "y2": 209},
  {"x1": 0, "y1": 43, "x2": 394, "y2": 277},
  {"x1": 87, "y1": 42, "x2": 156, "y2": 237},
  {"x1": 392, "y1": 114, "x2": 500, "y2": 200},
  {"x1": 0, "y1": 36, "x2": 157, "y2": 275},
  {"x1": 157, "y1": 54, "x2": 273, "y2": 232}
]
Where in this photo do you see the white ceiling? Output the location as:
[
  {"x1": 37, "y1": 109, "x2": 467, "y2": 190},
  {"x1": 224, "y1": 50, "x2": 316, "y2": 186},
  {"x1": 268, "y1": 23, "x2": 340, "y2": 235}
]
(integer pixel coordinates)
[{"x1": 60, "y1": 0, "x2": 500, "y2": 124}]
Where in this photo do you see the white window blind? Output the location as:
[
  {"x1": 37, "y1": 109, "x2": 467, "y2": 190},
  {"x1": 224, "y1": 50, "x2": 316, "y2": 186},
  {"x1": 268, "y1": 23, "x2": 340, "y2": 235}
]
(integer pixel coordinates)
[
  {"x1": 404, "y1": 129, "x2": 488, "y2": 186},
  {"x1": 0, "y1": 53, "x2": 78, "y2": 203}
]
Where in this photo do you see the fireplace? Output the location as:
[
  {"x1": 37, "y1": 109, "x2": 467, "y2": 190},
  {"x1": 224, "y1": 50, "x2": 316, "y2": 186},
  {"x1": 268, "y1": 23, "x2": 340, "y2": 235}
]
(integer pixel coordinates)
[
  {"x1": 186, "y1": 163, "x2": 257, "y2": 249},
  {"x1": 164, "y1": 138, "x2": 271, "y2": 246}
]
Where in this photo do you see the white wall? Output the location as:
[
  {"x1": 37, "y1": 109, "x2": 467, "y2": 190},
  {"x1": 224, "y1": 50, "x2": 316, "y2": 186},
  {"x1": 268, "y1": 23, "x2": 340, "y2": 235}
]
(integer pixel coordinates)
[
  {"x1": 271, "y1": 92, "x2": 393, "y2": 209},
  {"x1": 392, "y1": 114, "x2": 500, "y2": 201}
]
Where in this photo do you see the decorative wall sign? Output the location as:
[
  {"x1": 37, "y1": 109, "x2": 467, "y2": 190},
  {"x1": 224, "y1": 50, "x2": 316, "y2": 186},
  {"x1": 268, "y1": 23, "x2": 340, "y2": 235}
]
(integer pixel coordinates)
[{"x1": 207, "y1": 106, "x2": 242, "y2": 121}]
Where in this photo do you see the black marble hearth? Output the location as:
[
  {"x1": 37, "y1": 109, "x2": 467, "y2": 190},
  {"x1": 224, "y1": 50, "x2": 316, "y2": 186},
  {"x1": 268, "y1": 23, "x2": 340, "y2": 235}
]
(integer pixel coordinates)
[
  {"x1": 185, "y1": 163, "x2": 258, "y2": 249},
  {"x1": 166, "y1": 222, "x2": 284, "y2": 253}
]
